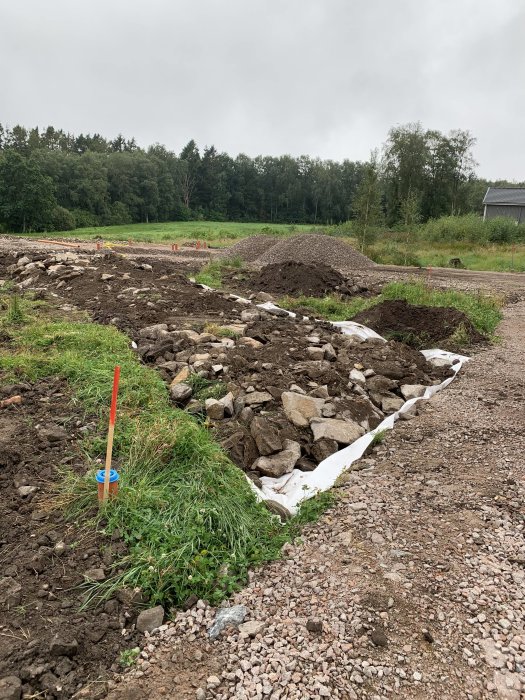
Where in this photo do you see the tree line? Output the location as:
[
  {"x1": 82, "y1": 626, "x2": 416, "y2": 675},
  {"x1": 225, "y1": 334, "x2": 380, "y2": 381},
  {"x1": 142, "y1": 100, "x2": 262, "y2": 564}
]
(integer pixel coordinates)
[{"x1": 0, "y1": 121, "x2": 518, "y2": 233}]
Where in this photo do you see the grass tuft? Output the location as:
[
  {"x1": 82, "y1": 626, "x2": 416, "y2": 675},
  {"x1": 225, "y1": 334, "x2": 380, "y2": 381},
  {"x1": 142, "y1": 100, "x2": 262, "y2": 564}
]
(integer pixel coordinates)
[{"x1": 194, "y1": 257, "x2": 243, "y2": 288}]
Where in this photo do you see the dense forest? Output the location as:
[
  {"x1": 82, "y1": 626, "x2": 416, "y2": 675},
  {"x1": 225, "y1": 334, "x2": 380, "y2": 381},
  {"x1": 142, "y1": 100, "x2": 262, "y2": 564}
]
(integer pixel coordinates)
[{"x1": 0, "y1": 121, "x2": 520, "y2": 233}]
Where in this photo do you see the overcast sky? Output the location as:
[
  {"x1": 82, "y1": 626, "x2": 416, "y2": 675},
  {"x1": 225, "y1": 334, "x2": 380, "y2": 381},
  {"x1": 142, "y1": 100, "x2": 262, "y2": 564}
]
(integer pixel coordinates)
[{"x1": 1, "y1": 0, "x2": 524, "y2": 180}]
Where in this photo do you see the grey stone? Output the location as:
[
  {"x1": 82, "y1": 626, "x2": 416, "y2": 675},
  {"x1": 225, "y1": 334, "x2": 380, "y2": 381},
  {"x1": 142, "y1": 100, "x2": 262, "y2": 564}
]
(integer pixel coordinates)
[
  {"x1": 138, "y1": 324, "x2": 169, "y2": 339},
  {"x1": 238, "y1": 620, "x2": 266, "y2": 637},
  {"x1": 366, "y1": 375, "x2": 398, "y2": 393},
  {"x1": 310, "y1": 418, "x2": 365, "y2": 444},
  {"x1": 250, "y1": 416, "x2": 282, "y2": 455},
  {"x1": 0, "y1": 676, "x2": 21, "y2": 700},
  {"x1": 322, "y1": 343, "x2": 337, "y2": 361},
  {"x1": 17, "y1": 485, "x2": 38, "y2": 497},
  {"x1": 136, "y1": 605, "x2": 165, "y2": 633},
  {"x1": 252, "y1": 440, "x2": 301, "y2": 478},
  {"x1": 282, "y1": 391, "x2": 324, "y2": 428},
  {"x1": 381, "y1": 395, "x2": 405, "y2": 412},
  {"x1": 205, "y1": 398, "x2": 225, "y2": 420},
  {"x1": 101, "y1": 273, "x2": 114, "y2": 281},
  {"x1": 38, "y1": 424, "x2": 68, "y2": 442},
  {"x1": 208, "y1": 605, "x2": 248, "y2": 639},
  {"x1": 306, "y1": 618, "x2": 323, "y2": 634},
  {"x1": 220, "y1": 392, "x2": 234, "y2": 417},
  {"x1": 400, "y1": 384, "x2": 427, "y2": 400},
  {"x1": 49, "y1": 635, "x2": 79, "y2": 657},
  {"x1": 84, "y1": 568, "x2": 105, "y2": 582},
  {"x1": 244, "y1": 391, "x2": 272, "y2": 406},
  {"x1": 0, "y1": 577, "x2": 22, "y2": 607},
  {"x1": 349, "y1": 368, "x2": 366, "y2": 386},
  {"x1": 311, "y1": 438, "x2": 339, "y2": 462},
  {"x1": 240, "y1": 309, "x2": 261, "y2": 322},
  {"x1": 306, "y1": 347, "x2": 324, "y2": 360}
]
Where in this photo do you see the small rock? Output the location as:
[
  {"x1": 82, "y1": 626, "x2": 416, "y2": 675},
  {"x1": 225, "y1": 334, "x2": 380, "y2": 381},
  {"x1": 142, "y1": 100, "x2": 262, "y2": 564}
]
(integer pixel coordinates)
[
  {"x1": 0, "y1": 676, "x2": 21, "y2": 700},
  {"x1": 17, "y1": 485, "x2": 38, "y2": 497},
  {"x1": 208, "y1": 605, "x2": 248, "y2": 639},
  {"x1": 252, "y1": 440, "x2": 301, "y2": 478},
  {"x1": 136, "y1": 605, "x2": 165, "y2": 633},
  {"x1": 306, "y1": 618, "x2": 323, "y2": 634},
  {"x1": 38, "y1": 424, "x2": 68, "y2": 442},
  {"x1": 371, "y1": 627, "x2": 388, "y2": 647},
  {"x1": 49, "y1": 635, "x2": 79, "y2": 657},
  {"x1": 84, "y1": 568, "x2": 105, "y2": 582},
  {"x1": 400, "y1": 384, "x2": 427, "y2": 400},
  {"x1": 170, "y1": 366, "x2": 190, "y2": 386},
  {"x1": 250, "y1": 416, "x2": 282, "y2": 455},
  {"x1": 205, "y1": 398, "x2": 225, "y2": 420},
  {"x1": 0, "y1": 578, "x2": 22, "y2": 607},
  {"x1": 282, "y1": 391, "x2": 324, "y2": 428},
  {"x1": 238, "y1": 620, "x2": 266, "y2": 637},
  {"x1": 244, "y1": 391, "x2": 272, "y2": 406}
]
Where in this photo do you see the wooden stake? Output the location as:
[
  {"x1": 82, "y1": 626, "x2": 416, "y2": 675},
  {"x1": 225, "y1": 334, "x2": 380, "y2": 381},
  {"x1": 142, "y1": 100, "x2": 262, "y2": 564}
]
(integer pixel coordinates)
[{"x1": 102, "y1": 366, "x2": 121, "y2": 502}]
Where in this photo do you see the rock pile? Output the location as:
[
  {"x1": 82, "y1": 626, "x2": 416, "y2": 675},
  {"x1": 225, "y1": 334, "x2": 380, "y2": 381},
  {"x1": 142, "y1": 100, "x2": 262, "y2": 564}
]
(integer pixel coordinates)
[{"x1": 136, "y1": 313, "x2": 453, "y2": 483}]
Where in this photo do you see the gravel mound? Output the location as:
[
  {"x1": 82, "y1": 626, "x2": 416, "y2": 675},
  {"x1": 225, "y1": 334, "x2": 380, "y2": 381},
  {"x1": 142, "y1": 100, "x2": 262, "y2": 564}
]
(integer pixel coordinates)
[
  {"x1": 255, "y1": 234, "x2": 375, "y2": 271},
  {"x1": 353, "y1": 299, "x2": 484, "y2": 347},
  {"x1": 219, "y1": 235, "x2": 279, "y2": 263},
  {"x1": 248, "y1": 261, "x2": 350, "y2": 297}
]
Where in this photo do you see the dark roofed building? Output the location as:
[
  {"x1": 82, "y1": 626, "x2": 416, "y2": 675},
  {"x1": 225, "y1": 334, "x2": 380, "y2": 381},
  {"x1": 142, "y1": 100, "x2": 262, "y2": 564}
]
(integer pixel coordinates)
[{"x1": 483, "y1": 187, "x2": 525, "y2": 223}]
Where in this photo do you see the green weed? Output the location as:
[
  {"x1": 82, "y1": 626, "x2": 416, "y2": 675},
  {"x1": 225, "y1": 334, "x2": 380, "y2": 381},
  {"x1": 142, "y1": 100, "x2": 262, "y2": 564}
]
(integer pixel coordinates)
[{"x1": 119, "y1": 648, "x2": 140, "y2": 668}]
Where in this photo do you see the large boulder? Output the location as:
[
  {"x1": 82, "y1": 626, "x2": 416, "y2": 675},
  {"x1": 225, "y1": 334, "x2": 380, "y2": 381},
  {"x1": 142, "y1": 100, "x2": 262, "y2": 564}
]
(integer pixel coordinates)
[
  {"x1": 281, "y1": 392, "x2": 325, "y2": 428},
  {"x1": 252, "y1": 440, "x2": 301, "y2": 478},
  {"x1": 310, "y1": 418, "x2": 365, "y2": 445}
]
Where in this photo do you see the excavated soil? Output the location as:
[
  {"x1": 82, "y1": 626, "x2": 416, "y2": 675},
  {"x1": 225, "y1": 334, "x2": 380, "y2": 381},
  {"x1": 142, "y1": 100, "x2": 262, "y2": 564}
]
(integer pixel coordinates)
[
  {"x1": 238, "y1": 261, "x2": 352, "y2": 297},
  {"x1": 0, "y1": 252, "x2": 242, "y2": 337},
  {"x1": 0, "y1": 379, "x2": 140, "y2": 699},
  {"x1": 353, "y1": 299, "x2": 485, "y2": 347}
]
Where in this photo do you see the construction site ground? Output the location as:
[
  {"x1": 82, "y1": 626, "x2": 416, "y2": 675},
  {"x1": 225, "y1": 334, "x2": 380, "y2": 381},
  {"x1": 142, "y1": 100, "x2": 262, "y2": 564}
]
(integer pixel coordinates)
[{"x1": 0, "y1": 236, "x2": 524, "y2": 700}]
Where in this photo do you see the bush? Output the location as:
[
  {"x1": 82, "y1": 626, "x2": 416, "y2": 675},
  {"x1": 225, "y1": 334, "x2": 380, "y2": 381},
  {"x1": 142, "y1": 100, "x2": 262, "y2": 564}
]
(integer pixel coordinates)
[
  {"x1": 422, "y1": 214, "x2": 489, "y2": 243},
  {"x1": 487, "y1": 217, "x2": 522, "y2": 243},
  {"x1": 72, "y1": 209, "x2": 101, "y2": 228},
  {"x1": 50, "y1": 206, "x2": 76, "y2": 231},
  {"x1": 108, "y1": 201, "x2": 132, "y2": 226}
]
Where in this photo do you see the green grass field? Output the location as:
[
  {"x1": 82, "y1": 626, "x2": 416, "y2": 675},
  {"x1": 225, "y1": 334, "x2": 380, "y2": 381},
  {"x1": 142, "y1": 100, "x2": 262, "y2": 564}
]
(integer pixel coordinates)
[{"x1": 22, "y1": 220, "x2": 313, "y2": 246}]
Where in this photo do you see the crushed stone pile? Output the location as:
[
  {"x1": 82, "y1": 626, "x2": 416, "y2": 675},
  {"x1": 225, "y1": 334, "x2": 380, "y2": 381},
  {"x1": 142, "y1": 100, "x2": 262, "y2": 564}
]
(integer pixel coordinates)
[
  {"x1": 247, "y1": 261, "x2": 351, "y2": 297},
  {"x1": 255, "y1": 234, "x2": 375, "y2": 271},
  {"x1": 353, "y1": 299, "x2": 484, "y2": 347},
  {"x1": 219, "y1": 235, "x2": 279, "y2": 263}
]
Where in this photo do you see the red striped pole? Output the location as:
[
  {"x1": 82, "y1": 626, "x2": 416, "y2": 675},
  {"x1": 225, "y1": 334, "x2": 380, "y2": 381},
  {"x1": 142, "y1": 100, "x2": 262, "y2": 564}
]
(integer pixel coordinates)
[{"x1": 102, "y1": 366, "x2": 121, "y2": 502}]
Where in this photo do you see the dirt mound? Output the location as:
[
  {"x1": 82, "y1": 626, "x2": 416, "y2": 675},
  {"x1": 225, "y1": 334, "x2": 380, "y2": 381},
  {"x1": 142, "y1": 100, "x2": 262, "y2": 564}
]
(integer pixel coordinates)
[
  {"x1": 219, "y1": 235, "x2": 279, "y2": 263},
  {"x1": 353, "y1": 299, "x2": 484, "y2": 347},
  {"x1": 255, "y1": 234, "x2": 375, "y2": 271},
  {"x1": 248, "y1": 261, "x2": 350, "y2": 297}
]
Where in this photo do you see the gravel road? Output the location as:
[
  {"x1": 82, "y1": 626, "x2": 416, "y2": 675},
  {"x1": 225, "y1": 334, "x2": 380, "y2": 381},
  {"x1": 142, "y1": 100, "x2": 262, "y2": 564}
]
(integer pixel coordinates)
[{"x1": 104, "y1": 301, "x2": 525, "y2": 700}]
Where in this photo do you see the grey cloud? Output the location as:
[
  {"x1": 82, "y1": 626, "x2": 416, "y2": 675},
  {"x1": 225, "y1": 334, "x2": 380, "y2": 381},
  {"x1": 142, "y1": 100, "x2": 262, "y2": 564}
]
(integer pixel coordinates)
[{"x1": 1, "y1": 0, "x2": 523, "y2": 179}]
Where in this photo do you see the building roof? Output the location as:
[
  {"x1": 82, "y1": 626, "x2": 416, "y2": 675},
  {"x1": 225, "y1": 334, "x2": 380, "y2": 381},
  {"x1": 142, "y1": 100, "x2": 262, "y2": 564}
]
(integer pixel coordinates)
[{"x1": 483, "y1": 187, "x2": 525, "y2": 206}]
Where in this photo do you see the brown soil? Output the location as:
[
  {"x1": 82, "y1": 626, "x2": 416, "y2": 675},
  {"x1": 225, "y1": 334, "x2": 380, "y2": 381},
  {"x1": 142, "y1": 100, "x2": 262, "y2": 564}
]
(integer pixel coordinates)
[
  {"x1": 240, "y1": 261, "x2": 351, "y2": 297},
  {"x1": 352, "y1": 299, "x2": 485, "y2": 347},
  {"x1": 0, "y1": 380, "x2": 140, "y2": 699}
]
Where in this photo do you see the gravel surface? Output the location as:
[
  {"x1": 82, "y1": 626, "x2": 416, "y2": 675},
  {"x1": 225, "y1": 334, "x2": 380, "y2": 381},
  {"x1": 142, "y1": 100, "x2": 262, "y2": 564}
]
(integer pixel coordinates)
[
  {"x1": 105, "y1": 302, "x2": 525, "y2": 700},
  {"x1": 255, "y1": 234, "x2": 375, "y2": 272},
  {"x1": 219, "y1": 236, "x2": 280, "y2": 263}
]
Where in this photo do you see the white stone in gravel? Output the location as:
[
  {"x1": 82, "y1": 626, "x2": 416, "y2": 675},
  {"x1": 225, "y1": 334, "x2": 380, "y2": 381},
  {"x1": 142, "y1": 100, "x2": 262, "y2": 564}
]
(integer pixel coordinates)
[{"x1": 238, "y1": 620, "x2": 266, "y2": 637}]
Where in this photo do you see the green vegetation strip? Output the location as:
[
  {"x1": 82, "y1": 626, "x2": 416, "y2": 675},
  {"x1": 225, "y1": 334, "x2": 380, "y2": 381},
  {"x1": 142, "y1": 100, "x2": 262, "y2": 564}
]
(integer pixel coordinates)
[
  {"x1": 194, "y1": 256, "x2": 243, "y2": 288},
  {"x1": 282, "y1": 281, "x2": 502, "y2": 336},
  {"x1": 0, "y1": 310, "x2": 330, "y2": 607}
]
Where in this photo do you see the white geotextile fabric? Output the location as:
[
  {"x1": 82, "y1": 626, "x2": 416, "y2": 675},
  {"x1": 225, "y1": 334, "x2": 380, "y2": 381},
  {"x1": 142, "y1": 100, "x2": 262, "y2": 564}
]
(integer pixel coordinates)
[{"x1": 195, "y1": 283, "x2": 469, "y2": 514}]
